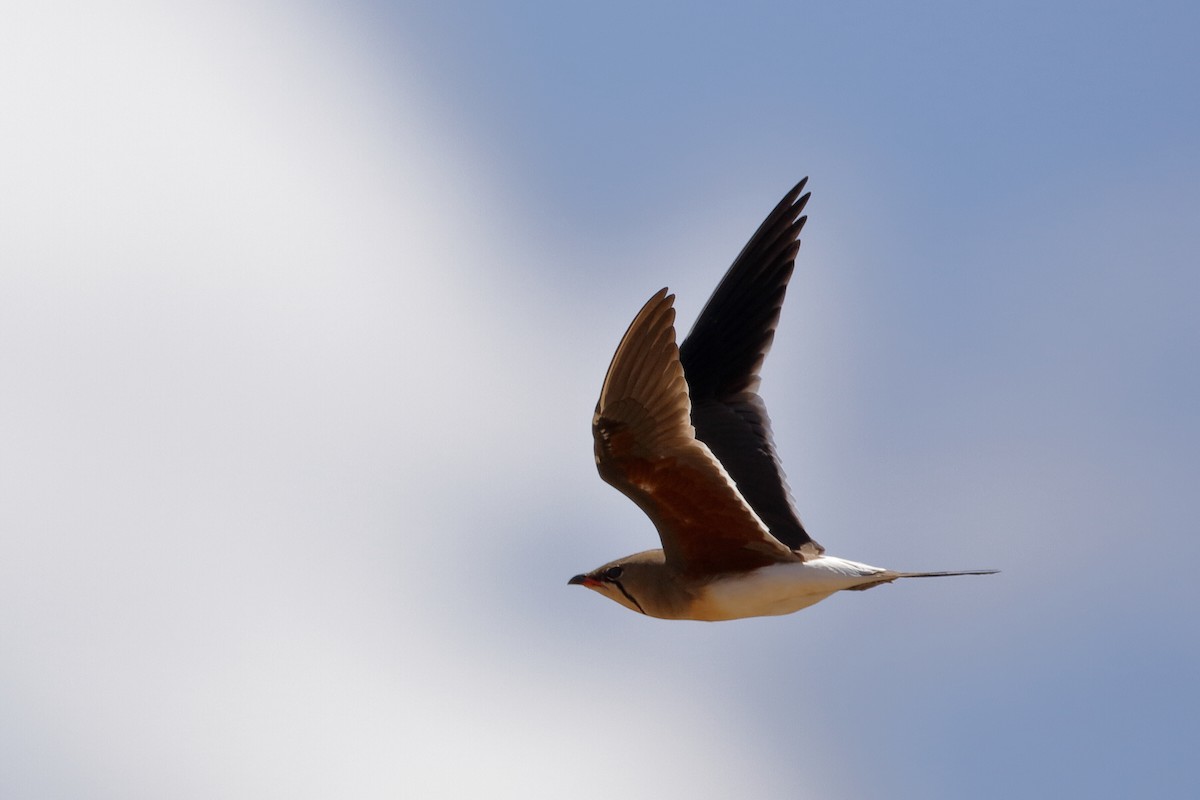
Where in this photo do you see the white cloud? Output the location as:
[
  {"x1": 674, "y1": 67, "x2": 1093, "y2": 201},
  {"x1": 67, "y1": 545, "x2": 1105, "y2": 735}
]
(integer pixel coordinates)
[{"x1": 0, "y1": 4, "x2": 825, "y2": 797}]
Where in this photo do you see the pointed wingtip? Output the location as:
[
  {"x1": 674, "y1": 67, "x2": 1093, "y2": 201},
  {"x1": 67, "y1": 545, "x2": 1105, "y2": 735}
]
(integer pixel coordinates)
[{"x1": 781, "y1": 177, "x2": 809, "y2": 208}]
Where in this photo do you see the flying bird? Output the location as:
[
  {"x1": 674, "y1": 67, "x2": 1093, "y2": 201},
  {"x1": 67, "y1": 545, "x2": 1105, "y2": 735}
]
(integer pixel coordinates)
[{"x1": 570, "y1": 178, "x2": 996, "y2": 620}]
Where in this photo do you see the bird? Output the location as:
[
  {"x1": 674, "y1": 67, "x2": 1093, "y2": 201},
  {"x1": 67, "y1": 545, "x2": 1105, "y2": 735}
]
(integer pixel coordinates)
[{"x1": 569, "y1": 178, "x2": 997, "y2": 620}]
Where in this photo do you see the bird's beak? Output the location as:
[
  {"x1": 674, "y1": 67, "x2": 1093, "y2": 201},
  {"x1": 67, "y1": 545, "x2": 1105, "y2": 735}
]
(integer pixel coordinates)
[{"x1": 568, "y1": 574, "x2": 600, "y2": 587}]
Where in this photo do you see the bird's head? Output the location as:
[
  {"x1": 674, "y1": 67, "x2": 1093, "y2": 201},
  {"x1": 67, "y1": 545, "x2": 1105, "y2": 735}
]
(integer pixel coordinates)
[{"x1": 568, "y1": 549, "x2": 670, "y2": 616}]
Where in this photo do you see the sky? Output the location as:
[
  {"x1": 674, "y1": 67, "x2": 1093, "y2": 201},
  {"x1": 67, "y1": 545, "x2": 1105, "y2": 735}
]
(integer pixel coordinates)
[{"x1": 1, "y1": 1, "x2": 1197, "y2": 797}]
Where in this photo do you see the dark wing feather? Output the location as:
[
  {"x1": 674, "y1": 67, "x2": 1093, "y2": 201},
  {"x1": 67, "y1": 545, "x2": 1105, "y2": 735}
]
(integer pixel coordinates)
[
  {"x1": 593, "y1": 290, "x2": 797, "y2": 577},
  {"x1": 678, "y1": 179, "x2": 823, "y2": 555}
]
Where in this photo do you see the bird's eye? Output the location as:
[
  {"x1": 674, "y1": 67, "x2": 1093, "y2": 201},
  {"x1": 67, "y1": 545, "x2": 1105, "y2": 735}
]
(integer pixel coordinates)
[{"x1": 604, "y1": 566, "x2": 624, "y2": 580}]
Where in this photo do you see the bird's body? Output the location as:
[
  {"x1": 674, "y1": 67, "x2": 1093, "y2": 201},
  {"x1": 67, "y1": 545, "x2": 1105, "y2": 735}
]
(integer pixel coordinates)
[
  {"x1": 570, "y1": 179, "x2": 996, "y2": 620},
  {"x1": 691, "y1": 557, "x2": 894, "y2": 621}
]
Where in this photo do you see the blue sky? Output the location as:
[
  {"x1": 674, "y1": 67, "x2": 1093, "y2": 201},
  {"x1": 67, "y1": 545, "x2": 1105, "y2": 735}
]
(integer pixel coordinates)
[{"x1": 1, "y1": 2, "x2": 1197, "y2": 797}]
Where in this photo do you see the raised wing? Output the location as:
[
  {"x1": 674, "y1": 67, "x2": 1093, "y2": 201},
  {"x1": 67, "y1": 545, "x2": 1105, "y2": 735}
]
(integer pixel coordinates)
[
  {"x1": 678, "y1": 179, "x2": 823, "y2": 555},
  {"x1": 593, "y1": 289, "x2": 797, "y2": 577}
]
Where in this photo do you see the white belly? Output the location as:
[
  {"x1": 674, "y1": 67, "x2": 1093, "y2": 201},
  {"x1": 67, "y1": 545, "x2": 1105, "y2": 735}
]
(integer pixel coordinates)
[{"x1": 690, "y1": 556, "x2": 893, "y2": 621}]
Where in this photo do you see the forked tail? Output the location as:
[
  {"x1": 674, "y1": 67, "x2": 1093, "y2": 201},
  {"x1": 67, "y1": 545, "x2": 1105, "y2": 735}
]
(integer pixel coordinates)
[
  {"x1": 845, "y1": 569, "x2": 998, "y2": 591},
  {"x1": 896, "y1": 570, "x2": 999, "y2": 578}
]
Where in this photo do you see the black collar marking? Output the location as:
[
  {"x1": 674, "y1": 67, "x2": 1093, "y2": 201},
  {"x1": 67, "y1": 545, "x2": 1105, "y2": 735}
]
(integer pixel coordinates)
[{"x1": 610, "y1": 579, "x2": 645, "y2": 615}]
